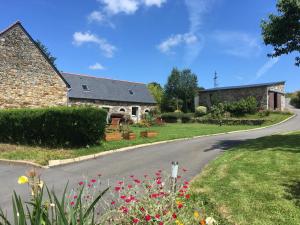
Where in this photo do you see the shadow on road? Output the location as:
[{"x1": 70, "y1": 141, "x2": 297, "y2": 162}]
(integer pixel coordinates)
[{"x1": 204, "y1": 133, "x2": 300, "y2": 154}]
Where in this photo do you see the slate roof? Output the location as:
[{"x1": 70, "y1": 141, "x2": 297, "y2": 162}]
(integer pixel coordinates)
[
  {"x1": 62, "y1": 73, "x2": 156, "y2": 104},
  {"x1": 200, "y1": 81, "x2": 285, "y2": 92}
]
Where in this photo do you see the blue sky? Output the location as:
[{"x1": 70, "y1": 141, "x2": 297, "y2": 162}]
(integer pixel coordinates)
[{"x1": 1, "y1": 0, "x2": 299, "y2": 92}]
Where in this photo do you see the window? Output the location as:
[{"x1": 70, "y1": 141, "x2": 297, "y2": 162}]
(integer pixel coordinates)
[
  {"x1": 132, "y1": 107, "x2": 138, "y2": 116},
  {"x1": 82, "y1": 85, "x2": 89, "y2": 91},
  {"x1": 119, "y1": 108, "x2": 126, "y2": 113},
  {"x1": 129, "y1": 89, "x2": 134, "y2": 95}
]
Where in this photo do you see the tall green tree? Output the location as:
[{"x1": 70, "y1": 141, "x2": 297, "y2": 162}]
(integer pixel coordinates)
[
  {"x1": 164, "y1": 68, "x2": 198, "y2": 112},
  {"x1": 35, "y1": 39, "x2": 57, "y2": 66},
  {"x1": 261, "y1": 0, "x2": 300, "y2": 66},
  {"x1": 147, "y1": 82, "x2": 164, "y2": 109}
]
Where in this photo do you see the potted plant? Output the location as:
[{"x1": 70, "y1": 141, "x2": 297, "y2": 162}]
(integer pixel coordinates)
[
  {"x1": 121, "y1": 115, "x2": 136, "y2": 140},
  {"x1": 139, "y1": 114, "x2": 158, "y2": 138}
]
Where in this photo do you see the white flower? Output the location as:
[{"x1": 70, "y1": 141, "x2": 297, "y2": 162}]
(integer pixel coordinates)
[
  {"x1": 50, "y1": 203, "x2": 55, "y2": 207},
  {"x1": 205, "y1": 217, "x2": 217, "y2": 225}
]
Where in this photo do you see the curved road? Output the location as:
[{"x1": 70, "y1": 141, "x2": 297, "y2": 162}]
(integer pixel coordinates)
[{"x1": 0, "y1": 106, "x2": 299, "y2": 213}]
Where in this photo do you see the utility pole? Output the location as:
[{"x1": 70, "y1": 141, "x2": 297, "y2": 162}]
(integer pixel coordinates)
[{"x1": 214, "y1": 71, "x2": 218, "y2": 88}]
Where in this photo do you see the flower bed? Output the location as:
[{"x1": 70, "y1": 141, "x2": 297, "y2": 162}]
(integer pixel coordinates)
[
  {"x1": 195, "y1": 118, "x2": 267, "y2": 126},
  {"x1": 2, "y1": 169, "x2": 218, "y2": 225}
]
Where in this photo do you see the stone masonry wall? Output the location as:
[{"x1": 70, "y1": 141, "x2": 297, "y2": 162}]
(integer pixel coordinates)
[
  {"x1": 0, "y1": 24, "x2": 68, "y2": 109},
  {"x1": 198, "y1": 86, "x2": 268, "y2": 109},
  {"x1": 69, "y1": 98, "x2": 156, "y2": 122}
]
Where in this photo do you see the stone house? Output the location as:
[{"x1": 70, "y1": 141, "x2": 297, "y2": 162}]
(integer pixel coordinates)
[
  {"x1": 62, "y1": 72, "x2": 156, "y2": 122},
  {"x1": 195, "y1": 81, "x2": 286, "y2": 111},
  {"x1": 0, "y1": 21, "x2": 156, "y2": 121}
]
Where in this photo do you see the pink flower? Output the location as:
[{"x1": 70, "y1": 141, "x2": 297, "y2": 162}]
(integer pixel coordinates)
[
  {"x1": 118, "y1": 181, "x2": 124, "y2": 185},
  {"x1": 134, "y1": 179, "x2": 141, "y2": 184},
  {"x1": 120, "y1": 195, "x2": 126, "y2": 199},
  {"x1": 91, "y1": 179, "x2": 96, "y2": 183},
  {"x1": 127, "y1": 184, "x2": 133, "y2": 189},
  {"x1": 125, "y1": 198, "x2": 131, "y2": 203},
  {"x1": 111, "y1": 201, "x2": 116, "y2": 205},
  {"x1": 115, "y1": 186, "x2": 121, "y2": 192},
  {"x1": 78, "y1": 181, "x2": 84, "y2": 185},
  {"x1": 70, "y1": 201, "x2": 75, "y2": 206},
  {"x1": 145, "y1": 215, "x2": 151, "y2": 221},
  {"x1": 133, "y1": 218, "x2": 139, "y2": 224}
]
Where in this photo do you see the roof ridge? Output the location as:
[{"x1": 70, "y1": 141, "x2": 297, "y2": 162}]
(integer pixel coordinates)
[
  {"x1": 0, "y1": 20, "x2": 21, "y2": 36},
  {"x1": 201, "y1": 81, "x2": 286, "y2": 92},
  {"x1": 62, "y1": 72, "x2": 146, "y2": 85}
]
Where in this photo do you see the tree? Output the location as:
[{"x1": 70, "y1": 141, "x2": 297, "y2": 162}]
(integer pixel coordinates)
[
  {"x1": 147, "y1": 82, "x2": 164, "y2": 109},
  {"x1": 164, "y1": 68, "x2": 198, "y2": 112},
  {"x1": 35, "y1": 39, "x2": 57, "y2": 66},
  {"x1": 261, "y1": 0, "x2": 300, "y2": 66}
]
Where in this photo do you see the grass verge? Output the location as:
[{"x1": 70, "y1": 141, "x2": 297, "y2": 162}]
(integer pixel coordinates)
[
  {"x1": 0, "y1": 113, "x2": 292, "y2": 166},
  {"x1": 184, "y1": 130, "x2": 300, "y2": 225}
]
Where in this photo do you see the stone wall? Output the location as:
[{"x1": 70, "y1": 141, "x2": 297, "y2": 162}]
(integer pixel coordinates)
[
  {"x1": 69, "y1": 98, "x2": 156, "y2": 122},
  {"x1": 197, "y1": 86, "x2": 268, "y2": 109},
  {"x1": 196, "y1": 83, "x2": 286, "y2": 111},
  {"x1": 0, "y1": 23, "x2": 68, "y2": 109}
]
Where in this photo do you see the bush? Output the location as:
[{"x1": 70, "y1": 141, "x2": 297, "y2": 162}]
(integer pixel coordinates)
[
  {"x1": 290, "y1": 91, "x2": 300, "y2": 108},
  {"x1": 181, "y1": 114, "x2": 194, "y2": 123},
  {"x1": 196, "y1": 118, "x2": 267, "y2": 126},
  {"x1": 195, "y1": 106, "x2": 207, "y2": 117},
  {"x1": 161, "y1": 112, "x2": 182, "y2": 123},
  {"x1": 258, "y1": 110, "x2": 271, "y2": 117},
  {"x1": 0, "y1": 106, "x2": 107, "y2": 147},
  {"x1": 225, "y1": 97, "x2": 258, "y2": 116}
]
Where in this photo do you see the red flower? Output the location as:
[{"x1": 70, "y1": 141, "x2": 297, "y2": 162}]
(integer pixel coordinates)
[
  {"x1": 156, "y1": 180, "x2": 162, "y2": 185},
  {"x1": 172, "y1": 213, "x2": 177, "y2": 219},
  {"x1": 134, "y1": 179, "x2": 141, "y2": 184},
  {"x1": 132, "y1": 218, "x2": 139, "y2": 224},
  {"x1": 70, "y1": 201, "x2": 75, "y2": 206},
  {"x1": 177, "y1": 176, "x2": 182, "y2": 179},
  {"x1": 184, "y1": 181, "x2": 189, "y2": 185},
  {"x1": 185, "y1": 194, "x2": 191, "y2": 199},
  {"x1": 111, "y1": 201, "x2": 116, "y2": 205},
  {"x1": 159, "y1": 222, "x2": 163, "y2": 225},
  {"x1": 155, "y1": 214, "x2": 161, "y2": 219},
  {"x1": 120, "y1": 206, "x2": 128, "y2": 213},
  {"x1": 120, "y1": 195, "x2": 126, "y2": 199},
  {"x1": 127, "y1": 184, "x2": 133, "y2": 189},
  {"x1": 183, "y1": 185, "x2": 188, "y2": 189},
  {"x1": 145, "y1": 215, "x2": 151, "y2": 221},
  {"x1": 74, "y1": 195, "x2": 78, "y2": 199},
  {"x1": 177, "y1": 203, "x2": 183, "y2": 209},
  {"x1": 125, "y1": 198, "x2": 131, "y2": 203},
  {"x1": 115, "y1": 186, "x2": 121, "y2": 192},
  {"x1": 91, "y1": 179, "x2": 96, "y2": 183},
  {"x1": 78, "y1": 181, "x2": 84, "y2": 185},
  {"x1": 140, "y1": 207, "x2": 145, "y2": 212},
  {"x1": 118, "y1": 181, "x2": 124, "y2": 185},
  {"x1": 88, "y1": 184, "x2": 92, "y2": 188},
  {"x1": 130, "y1": 175, "x2": 134, "y2": 178}
]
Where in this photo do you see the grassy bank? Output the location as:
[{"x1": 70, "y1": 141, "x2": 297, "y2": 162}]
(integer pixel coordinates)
[
  {"x1": 0, "y1": 112, "x2": 292, "y2": 166},
  {"x1": 185, "y1": 130, "x2": 300, "y2": 225}
]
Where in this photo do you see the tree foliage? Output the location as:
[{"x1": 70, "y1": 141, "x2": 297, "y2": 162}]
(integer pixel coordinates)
[
  {"x1": 147, "y1": 82, "x2": 164, "y2": 109},
  {"x1": 261, "y1": 0, "x2": 300, "y2": 66},
  {"x1": 35, "y1": 39, "x2": 57, "y2": 66},
  {"x1": 164, "y1": 68, "x2": 198, "y2": 112}
]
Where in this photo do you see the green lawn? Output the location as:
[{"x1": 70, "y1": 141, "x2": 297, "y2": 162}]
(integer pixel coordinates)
[
  {"x1": 0, "y1": 113, "x2": 292, "y2": 166},
  {"x1": 185, "y1": 130, "x2": 300, "y2": 225}
]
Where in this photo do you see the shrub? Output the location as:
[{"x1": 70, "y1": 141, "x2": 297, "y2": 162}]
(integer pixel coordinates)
[
  {"x1": 258, "y1": 110, "x2": 271, "y2": 117},
  {"x1": 181, "y1": 114, "x2": 194, "y2": 123},
  {"x1": 290, "y1": 91, "x2": 300, "y2": 108},
  {"x1": 195, "y1": 106, "x2": 207, "y2": 117},
  {"x1": 196, "y1": 118, "x2": 266, "y2": 126},
  {"x1": 161, "y1": 112, "x2": 182, "y2": 123},
  {"x1": 0, "y1": 106, "x2": 107, "y2": 147},
  {"x1": 225, "y1": 97, "x2": 258, "y2": 116}
]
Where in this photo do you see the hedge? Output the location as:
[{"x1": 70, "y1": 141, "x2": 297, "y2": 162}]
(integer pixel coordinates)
[
  {"x1": 195, "y1": 118, "x2": 267, "y2": 126},
  {"x1": 0, "y1": 107, "x2": 107, "y2": 147},
  {"x1": 161, "y1": 112, "x2": 182, "y2": 123}
]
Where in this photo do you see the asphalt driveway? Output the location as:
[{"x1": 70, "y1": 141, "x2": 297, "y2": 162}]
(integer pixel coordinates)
[{"x1": 0, "y1": 107, "x2": 299, "y2": 214}]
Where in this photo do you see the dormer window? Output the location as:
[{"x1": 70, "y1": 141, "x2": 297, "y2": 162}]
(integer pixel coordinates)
[
  {"x1": 82, "y1": 85, "x2": 89, "y2": 91},
  {"x1": 129, "y1": 89, "x2": 134, "y2": 95}
]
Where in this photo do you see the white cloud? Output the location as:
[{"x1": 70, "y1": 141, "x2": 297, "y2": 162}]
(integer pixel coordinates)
[
  {"x1": 255, "y1": 57, "x2": 280, "y2": 79},
  {"x1": 89, "y1": 62, "x2": 105, "y2": 70},
  {"x1": 88, "y1": 11, "x2": 104, "y2": 23},
  {"x1": 157, "y1": 33, "x2": 198, "y2": 54},
  {"x1": 73, "y1": 31, "x2": 117, "y2": 58},
  {"x1": 100, "y1": 0, "x2": 139, "y2": 15},
  {"x1": 143, "y1": 0, "x2": 166, "y2": 7},
  {"x1": 213, "y1": 31, "x2": 262, "y2": 58}
]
